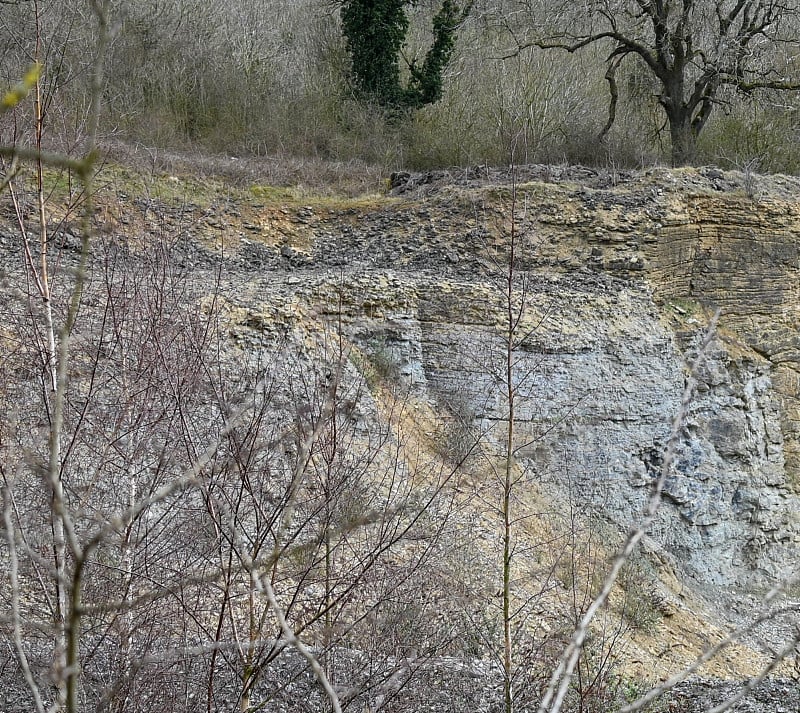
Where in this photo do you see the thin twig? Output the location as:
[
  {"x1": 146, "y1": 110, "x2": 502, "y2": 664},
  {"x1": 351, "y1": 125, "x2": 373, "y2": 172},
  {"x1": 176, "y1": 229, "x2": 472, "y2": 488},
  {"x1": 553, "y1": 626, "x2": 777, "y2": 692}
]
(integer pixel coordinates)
[
  {"x1": 260, "y1": 577, "x2": 343, "y2": 713},
  {"x1": 2, "y1": 483, "x2": 47, "y2": 713}
]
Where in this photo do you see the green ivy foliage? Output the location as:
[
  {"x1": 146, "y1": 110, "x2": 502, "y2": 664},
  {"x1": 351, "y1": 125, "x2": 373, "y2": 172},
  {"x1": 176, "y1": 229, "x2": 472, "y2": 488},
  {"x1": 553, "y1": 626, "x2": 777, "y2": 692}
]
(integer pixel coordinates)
[
  {"x1": 405, "y1": 0, "x2": 460, "y2": 108},
  {"x1": 341, "y1": 0, "x2": 465, "y2": 112}
]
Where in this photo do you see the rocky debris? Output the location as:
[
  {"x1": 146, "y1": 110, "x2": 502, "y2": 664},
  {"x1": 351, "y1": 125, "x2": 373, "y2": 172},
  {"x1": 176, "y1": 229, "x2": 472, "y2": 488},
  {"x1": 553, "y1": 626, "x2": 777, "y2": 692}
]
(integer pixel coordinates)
[
  {"x1": 389, "y1": 164, "x2": 800, "y2": 201},
  {"x1": 3, "y1": 641, "x2": 797, "y2": 713},
  {"x1": 669, "y1": 677, "x2": 800, "y2": 713},
  {"x1": 695, "y1": 585, "x2": 800, "y2": 666},
  {"x1": 0, "y1": 644, "x2": 502, "y2": 713}
]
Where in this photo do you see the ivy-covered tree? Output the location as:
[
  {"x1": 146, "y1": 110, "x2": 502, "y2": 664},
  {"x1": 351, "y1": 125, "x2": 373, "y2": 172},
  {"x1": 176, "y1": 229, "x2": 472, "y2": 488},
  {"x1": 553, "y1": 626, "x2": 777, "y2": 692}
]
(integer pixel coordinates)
[
  {"x1": 406, "y1": 0, "x2": 461, "y2": 107},
  {"x1": 341, "y1": 0, "x2": 466, "y2": 110}
]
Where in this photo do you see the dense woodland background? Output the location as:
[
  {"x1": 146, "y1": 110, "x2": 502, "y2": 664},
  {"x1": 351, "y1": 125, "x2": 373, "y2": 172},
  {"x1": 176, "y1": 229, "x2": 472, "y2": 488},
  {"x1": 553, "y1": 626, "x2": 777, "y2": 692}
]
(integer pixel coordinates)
[{"x1": 3, "y1": 0, "x2": 800, "y2": 176}]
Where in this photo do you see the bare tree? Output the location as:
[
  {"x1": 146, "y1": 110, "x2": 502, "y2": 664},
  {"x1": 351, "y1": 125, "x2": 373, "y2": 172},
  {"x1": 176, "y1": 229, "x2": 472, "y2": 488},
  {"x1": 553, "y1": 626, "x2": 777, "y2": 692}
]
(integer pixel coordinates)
[
  {"x1": 510, "y1": 0, "x2": 800, "y2": 165},
  {"x1": 193, "y1": 320, "x2": 463, "y2": 712},
  {"x1": 471, "y1": 150, "x2": 599, "y2": 713},
  {"x1": 1, "y1": 40, "x2": 464, "y2": 706}
]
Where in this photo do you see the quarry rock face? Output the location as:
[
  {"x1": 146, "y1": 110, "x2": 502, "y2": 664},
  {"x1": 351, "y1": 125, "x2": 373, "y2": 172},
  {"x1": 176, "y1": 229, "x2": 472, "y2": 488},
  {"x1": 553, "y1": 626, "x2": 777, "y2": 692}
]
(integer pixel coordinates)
[
  {"x1": 6, "y1": 164, "x2": 800, "y2": 710},
  {"x1": 300, "y1": 166, "x2": 800, "y2": 586},
  {"x1": 7, "y1": 166, "x2": 800, "y2": 588},
  {"x1": 452, "y1": 299, "x2": 794, "y2": 585},
  {"x1": 327, "y1": 267, "x2": 798, "y2": 586}
]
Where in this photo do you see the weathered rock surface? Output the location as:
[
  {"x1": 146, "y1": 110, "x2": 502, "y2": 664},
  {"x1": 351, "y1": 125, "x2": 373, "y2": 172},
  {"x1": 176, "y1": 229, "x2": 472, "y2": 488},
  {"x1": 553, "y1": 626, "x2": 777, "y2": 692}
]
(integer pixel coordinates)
[
  {"x1": 180, "y1": 164, "x2": 800, "y2": 588},
  {"x1": 6, "y1": 164, "x2": 798, "y2": 588},
  {"x1": 2, "y1": 163, "x2": 800, "y2": 706}
]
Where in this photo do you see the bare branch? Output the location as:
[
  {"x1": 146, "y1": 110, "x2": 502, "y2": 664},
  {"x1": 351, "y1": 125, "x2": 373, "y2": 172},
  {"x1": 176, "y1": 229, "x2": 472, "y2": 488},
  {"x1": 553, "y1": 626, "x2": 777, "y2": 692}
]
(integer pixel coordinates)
[
  {"x1": 2, "y1": 482, "x2": 46, "y2": 713},
  {"x1": 260, "y1": 576, "x2": 343, "y2": 713}
]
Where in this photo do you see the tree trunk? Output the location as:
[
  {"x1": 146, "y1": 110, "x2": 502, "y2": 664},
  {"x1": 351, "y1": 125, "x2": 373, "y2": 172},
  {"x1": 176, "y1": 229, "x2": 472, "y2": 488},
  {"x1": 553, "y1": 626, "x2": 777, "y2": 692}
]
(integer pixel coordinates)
[{"x1": 668, "y1": 110, "x2": 697, "y2": 167}]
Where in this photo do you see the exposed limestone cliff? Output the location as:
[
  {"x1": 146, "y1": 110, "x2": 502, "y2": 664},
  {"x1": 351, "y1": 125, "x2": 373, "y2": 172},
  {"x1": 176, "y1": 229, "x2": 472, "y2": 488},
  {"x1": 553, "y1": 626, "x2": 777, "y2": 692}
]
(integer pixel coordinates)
[
  {"x1": 28, "y1": 163, "x2": 800, "y2": 586},
  {"x1": 3, "y1": 163, "x2": 799, "y2": 693},
  {"x1": 196, "y1": 164, "x2": 800, "y2": 589}
]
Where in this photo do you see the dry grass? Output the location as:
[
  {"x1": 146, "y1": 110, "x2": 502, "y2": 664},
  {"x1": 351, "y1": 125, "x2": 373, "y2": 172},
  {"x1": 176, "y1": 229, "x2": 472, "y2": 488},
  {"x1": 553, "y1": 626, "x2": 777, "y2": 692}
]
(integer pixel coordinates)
[{"x1": 99, "y1": 139, "x2": 388, "y2": 197}]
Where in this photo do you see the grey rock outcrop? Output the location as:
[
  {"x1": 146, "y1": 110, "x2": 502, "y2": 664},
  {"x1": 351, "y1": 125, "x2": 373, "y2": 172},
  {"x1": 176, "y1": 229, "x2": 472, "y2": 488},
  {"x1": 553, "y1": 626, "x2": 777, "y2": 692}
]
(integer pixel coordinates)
[
  {"x1": 282, "y1": 167, "x2": 800, "y2": 587},
  {"x1": 325, "y1": 266, "x2": 798, "y2": 585},
  {"x1": 6, "y1": 166, "x2": 799, "y2": 589}
]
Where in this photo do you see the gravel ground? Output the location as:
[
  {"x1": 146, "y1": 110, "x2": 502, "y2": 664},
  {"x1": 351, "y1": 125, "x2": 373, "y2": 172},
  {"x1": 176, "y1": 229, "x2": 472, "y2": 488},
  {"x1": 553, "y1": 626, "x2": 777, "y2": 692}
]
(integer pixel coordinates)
[{"x1": 2, "y1": 644, "x2": 798, "y2": 713}]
